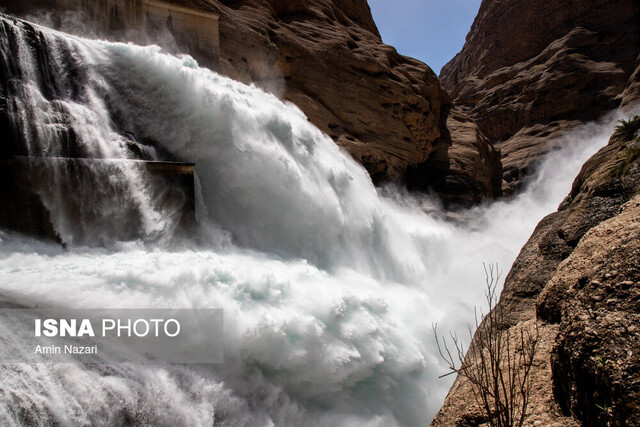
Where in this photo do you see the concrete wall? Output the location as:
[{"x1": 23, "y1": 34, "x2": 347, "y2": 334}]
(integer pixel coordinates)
[{"x1": 0, "y1": 0, "x2": 220, "y2": 70}]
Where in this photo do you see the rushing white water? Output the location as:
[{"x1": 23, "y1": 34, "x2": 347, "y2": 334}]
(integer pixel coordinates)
[{"x1": 0, "y1": 15, "x2": 616, "y2": 426}]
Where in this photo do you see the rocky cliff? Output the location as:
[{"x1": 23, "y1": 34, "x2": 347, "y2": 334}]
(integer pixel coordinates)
[
  {"x1": 440, "y1": 0, "x2": 640, "y2": 193},
  {"x1": 432, "y1": 117, "x2": 640, "y2": 426},
  {"x1": 214, "y1": 0, "x2": 446, "y2": 184},
  {"x1": 201, "y1": 0, "x2": 502, "y2": 204},
  {"x1": 433, "y1": 1, "x2": 640, "y2": 422}
]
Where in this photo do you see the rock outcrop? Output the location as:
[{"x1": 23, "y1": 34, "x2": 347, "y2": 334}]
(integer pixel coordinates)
[
  {"x1": 432, "y1": 118, "x2": 640, "y2": 425},
  {"x1": 620, "y1": 53, "x2": 640, "y2": 114},
  {"x1": 406, "y1": 109, "x2": 502, "y2": 205},
  {"x1": 208, "y1": 0, "x2": 448, "y2": 185},
  {"x1": 440, "y1": 0, "x2": 640, "y2": 193}
]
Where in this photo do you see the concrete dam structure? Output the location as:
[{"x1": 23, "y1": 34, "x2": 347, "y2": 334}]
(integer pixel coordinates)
[
  {"x1": 0, "y1": 8, "x2": 208, "y2": 242},
  {"x1": 0, "y1": 158, "x2": 196, "y2": 243},
  {"x1": 0, "y1": 0, "x2": 220, "y2": 69}
]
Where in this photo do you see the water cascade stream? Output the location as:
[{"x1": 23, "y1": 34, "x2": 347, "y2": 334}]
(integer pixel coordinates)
[{"x1": 0, "y1": 14, "x2": 614, "y2": 426}]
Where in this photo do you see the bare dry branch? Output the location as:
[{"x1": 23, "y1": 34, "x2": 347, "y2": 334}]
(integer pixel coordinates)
[{"x1": 433, "y1": 263, "x2": 540, "y2": 427}]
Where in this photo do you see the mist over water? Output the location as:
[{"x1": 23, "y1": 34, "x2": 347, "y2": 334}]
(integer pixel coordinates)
[{"x1": 0, "y1": 15, "x2": 616, "y2": 426}]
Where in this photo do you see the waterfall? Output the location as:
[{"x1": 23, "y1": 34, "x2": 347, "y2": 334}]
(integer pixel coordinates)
[{"x1": 0, "y1": 14, "x2": 612, "y2": 426}]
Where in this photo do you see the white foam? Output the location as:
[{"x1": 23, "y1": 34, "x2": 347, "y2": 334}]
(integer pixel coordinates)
[{"x1": 0, "y1": 16, "x2": 616, "y2": 425}]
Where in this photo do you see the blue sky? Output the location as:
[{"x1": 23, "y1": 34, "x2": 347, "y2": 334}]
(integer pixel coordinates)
[{"x1": 368, "y1": 0, "x2": 482, "y2": 75}]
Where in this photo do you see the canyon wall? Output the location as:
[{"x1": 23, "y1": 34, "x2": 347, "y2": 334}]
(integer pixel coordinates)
[
  {"x1": 441, "y1": 0, "x2": 640, "y2": 193},
  {"x1": 434, "y1": 0, "x2": 640, "y2": 423},
  {"x1": 621, "y1": 53, "x2": 640, "y2": 113}
]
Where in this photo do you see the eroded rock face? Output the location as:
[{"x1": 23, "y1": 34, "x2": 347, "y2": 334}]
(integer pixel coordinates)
[
  {"x1": 432, "y1": 125, "x2": 640, "y2": 425},
  {"x1": 537, "y1": 131, "x2": 640, "y2": 426},
  {"x1": 620, "y1": 53, "x2": 640, "y2": 114},
  {"x1": 440, "y1": 0, "x2": 640, "y2": 192},
  {"x1": 200, "y1": 0, "x2": 449, "y2": 185},
  {"x1": 406, "y1": 109, "x2": 502, "y2": 206},
  {"x1": 169, "y1": 0, "x2": 502, "y2": 202},
  {"x1": 545, "y1": 220, "x2": 640, "y2": 426}
]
